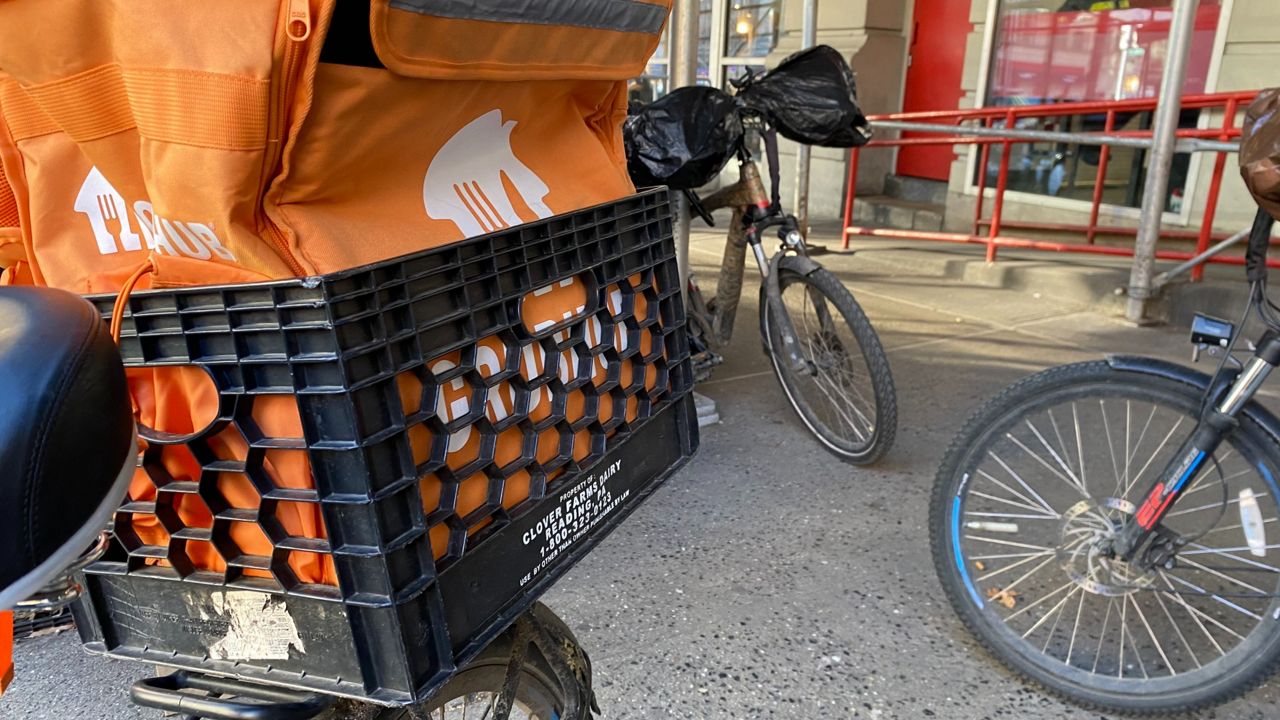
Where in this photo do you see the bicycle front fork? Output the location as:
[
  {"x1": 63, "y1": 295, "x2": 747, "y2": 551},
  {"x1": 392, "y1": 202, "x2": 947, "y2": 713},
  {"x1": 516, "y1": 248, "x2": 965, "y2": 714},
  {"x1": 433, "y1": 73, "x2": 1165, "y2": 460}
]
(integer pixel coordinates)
[
  {"x1": 749, "y1": 214, "x2": 812, "y2": 374},
  {"x1": 1114, "y1": 331, "x2": 1280, "y2": 566}
]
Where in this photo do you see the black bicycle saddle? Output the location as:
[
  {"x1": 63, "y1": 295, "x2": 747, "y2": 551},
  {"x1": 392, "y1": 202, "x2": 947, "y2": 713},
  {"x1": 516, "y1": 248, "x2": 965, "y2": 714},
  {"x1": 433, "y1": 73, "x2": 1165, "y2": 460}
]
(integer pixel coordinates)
[{"x1": 0, "y1": 286, "x2": 133, "y2": 609}]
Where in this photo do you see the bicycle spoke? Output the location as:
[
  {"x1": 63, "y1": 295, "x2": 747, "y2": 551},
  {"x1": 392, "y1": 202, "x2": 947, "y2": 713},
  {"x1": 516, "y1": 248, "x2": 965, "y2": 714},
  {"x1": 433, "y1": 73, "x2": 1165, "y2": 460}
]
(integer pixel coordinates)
[
  {"x1": 987, "y1": 453, "x2": 1059, "y2": 517},
  {"x1": 976, "y1": 549, "x2": 1056, "y2": 583},
  {"x1": 975, "y1": 470, "x2": 1060, "y2": 517},
  {"x1": 1024, "y1": 584, "x2": 1083, "y2": 642},
  {"x1": 1066, "y1": 584, "x2": 1087, "y2": 665},
  {"x1": 1019, "y1": 420, "x2": 1088, "y2": 496},
  {"x1": 1124, "y1": 416, "x2": 1185, "y2": 499},
  {"x1": 1092, "y1": 598, "x2": 1115, "y2": 674},
  {"x1": 964, "y1": 510, "x2": 1059, "y2": 521},
  {"x1": 1123, "y1": 401, "x2": 1133, "y2": 503},
  {"x1": 1125, "y1": 404, "x2": 1158, "y2": 480},
  {"x1": 1162, "y1": 571, "x2": 1262, "y2": 622},
  {"x1": 1100, "y1": 400, "x2": 1124, "y2": 497},
  {"x1": 1129, "y1": 593, "x2": 1174, "y2": 676},
  {"x1": 1047, "y1": 408, "x2": 1075, "y2": 479},
  {"x1": 808, "y1": 369, "x2": 869, "y2": 442},
  {"x1": 1169, "y1": 557, "x2": 1268, "y2": 605},
  {"x1": 1073, "y1": 402, "x2": 1088, "y2": 495},
  {"x1": 963, "y1": 535, "x2": 1057, "y2": 552},
  {"x1": 1198, "y1": 517, "x2": 1278, "y2": 537},
  {"x1": 1165, "y1": 492, "x2": 1271, "y2": 519},
  {"x1": 1159, "y1": 573, "x2": 1246, "y2": 645},
  {"x1": 814, "y1": 366, "x2": 873, "y2": 431},
  {"x1": 1181, "y1": 542, "x2": 1280, "y2": 574},
  {"x1": 1177, "y1": 465, "x2": 1253, "y2": 501},
  {"x1": 1120, "y1": 594, "x2": 1149, "y2": 679},
  {"x1": 970, "y1": 549, "x2": 1060, "y2": 561},
  {"x1": 1152, "y1": 588, "x2": 1202, "y2": 670},
  {"x1": 1005, "y1": 579, "x2": 1076, "y2": 622}
]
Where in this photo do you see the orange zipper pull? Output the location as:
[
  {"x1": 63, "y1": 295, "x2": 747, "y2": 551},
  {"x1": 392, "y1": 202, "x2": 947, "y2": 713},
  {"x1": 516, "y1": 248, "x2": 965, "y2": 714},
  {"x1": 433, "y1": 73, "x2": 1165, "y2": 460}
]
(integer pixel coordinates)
[{"x1": 287, "y1": 0, "x2": 311, "y2": 42}]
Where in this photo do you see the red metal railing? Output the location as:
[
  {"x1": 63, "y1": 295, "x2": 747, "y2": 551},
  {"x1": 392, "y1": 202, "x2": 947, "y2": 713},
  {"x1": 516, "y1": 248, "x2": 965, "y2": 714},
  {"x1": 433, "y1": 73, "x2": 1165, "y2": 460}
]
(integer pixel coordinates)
[{"x1": 841, "y1": 91, "x2": 1274, "y2": 280}]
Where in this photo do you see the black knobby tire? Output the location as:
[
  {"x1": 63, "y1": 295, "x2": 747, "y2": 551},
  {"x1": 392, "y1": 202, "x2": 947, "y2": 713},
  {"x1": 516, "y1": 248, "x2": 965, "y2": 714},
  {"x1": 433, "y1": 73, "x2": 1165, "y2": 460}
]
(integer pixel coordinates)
[
  {"x1": 930, "y1": 361, "x2": 1280, "y2": 714},
  {"x1": 760, "y1": 263, "x2": 897, "y2": 465},
  {"x1": 367, "y1": 604, "x2": 586, "y2": 719}
]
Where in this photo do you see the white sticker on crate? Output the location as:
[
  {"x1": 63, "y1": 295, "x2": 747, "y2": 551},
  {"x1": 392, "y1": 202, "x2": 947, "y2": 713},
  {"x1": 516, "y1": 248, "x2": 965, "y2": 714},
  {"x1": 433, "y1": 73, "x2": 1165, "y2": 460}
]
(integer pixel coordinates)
[
  {"x1": 518, "y1": 459, "x2": 628, "y2": 588},
  {"x1": 206, "y1": 591, "x2": 307, "y2": 660}
]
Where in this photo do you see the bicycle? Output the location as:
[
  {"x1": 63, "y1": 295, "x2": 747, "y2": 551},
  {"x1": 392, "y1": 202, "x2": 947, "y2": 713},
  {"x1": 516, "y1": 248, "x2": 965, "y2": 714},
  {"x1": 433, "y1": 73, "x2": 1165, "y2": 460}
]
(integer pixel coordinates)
[
  {"x1": 682, "y1": 96, "x2": 897, "y2": 466},
  {"x1": 930, "y1": 206, "x2": 1280, "y2": 714}
]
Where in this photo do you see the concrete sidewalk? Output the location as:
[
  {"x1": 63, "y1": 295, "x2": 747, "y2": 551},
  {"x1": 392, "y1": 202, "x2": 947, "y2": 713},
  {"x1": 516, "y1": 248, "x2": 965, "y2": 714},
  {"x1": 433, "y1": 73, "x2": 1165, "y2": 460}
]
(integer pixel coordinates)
[{"x1": 6, "y1": 230, "x2": 1279, "y2": 719}]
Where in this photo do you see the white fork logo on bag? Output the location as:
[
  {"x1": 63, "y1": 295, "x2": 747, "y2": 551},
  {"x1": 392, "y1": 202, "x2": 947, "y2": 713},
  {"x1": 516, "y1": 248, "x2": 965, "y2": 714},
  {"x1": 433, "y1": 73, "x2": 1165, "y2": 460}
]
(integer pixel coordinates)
[
  {"x1": 73, "y1": 166, "x2": 236, "y2": 261},
  {"x1": 422, "y1": 110, "x2": 553, "y2": 237}
]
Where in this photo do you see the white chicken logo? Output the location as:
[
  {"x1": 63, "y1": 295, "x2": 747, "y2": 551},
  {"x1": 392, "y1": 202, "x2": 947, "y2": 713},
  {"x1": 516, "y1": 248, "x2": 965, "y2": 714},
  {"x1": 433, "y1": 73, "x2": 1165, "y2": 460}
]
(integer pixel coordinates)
[{"x1": 422, "y1": 110, "x2": 553, "y2": 237}]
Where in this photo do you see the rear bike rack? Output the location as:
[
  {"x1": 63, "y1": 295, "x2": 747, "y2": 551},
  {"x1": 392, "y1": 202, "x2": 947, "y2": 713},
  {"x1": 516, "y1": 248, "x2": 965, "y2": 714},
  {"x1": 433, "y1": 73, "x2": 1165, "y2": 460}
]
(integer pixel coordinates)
[{"x1": 131, "y1": 671, "x2": 335, "y2": 720}]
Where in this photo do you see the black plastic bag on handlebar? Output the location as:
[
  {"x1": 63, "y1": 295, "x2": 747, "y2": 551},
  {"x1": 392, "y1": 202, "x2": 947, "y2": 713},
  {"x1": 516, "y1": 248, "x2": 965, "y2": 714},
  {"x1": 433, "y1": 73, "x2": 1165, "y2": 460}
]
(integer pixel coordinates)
[
  {"x1": 624, "y1": 86, "x2": 744, "y2": 190},
  {"x1": 734, "y1": 45, "x2": 872, "y2": 148}
]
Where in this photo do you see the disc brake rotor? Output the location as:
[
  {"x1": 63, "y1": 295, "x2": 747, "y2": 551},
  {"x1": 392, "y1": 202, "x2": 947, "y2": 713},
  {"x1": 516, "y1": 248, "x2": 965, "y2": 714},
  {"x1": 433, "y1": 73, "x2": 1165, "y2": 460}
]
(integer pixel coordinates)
[{"x1": 1057, "y1": 498, "x2": 1158, "y2": 597}]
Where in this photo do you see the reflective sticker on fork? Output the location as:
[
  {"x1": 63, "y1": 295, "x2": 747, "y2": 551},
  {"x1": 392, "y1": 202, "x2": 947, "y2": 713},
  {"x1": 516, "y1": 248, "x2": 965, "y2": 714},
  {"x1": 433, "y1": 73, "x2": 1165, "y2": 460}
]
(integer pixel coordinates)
[{"x1": 1240, "y1": 488, "x2": 1267, "y2": 557}]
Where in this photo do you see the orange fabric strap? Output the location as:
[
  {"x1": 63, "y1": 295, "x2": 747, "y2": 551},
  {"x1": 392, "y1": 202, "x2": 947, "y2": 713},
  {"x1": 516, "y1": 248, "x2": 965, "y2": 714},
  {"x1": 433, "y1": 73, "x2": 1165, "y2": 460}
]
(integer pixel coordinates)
[
  {"x1": 0, "y1": 79, "x2": 59, "y2": 141},
  {"x1": 1, "y1": 610, "x2": 12, "y2": 696},
  {"x1": 2, "y1": 66, "x2": 268, "y2": 149},
  {"x1": 0, "y1": 153, "x2": 18, "y2": 230},
  {"x1": 110, "y1": 258, "x2": 157, "y2": 342}
]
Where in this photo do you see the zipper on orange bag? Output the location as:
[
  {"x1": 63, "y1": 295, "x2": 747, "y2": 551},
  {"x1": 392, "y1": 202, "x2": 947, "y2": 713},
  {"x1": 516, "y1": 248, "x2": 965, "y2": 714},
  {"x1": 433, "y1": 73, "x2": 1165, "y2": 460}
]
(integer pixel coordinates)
[{"x1": 260, "y1": 0, "x2": 311, "y2": 276}]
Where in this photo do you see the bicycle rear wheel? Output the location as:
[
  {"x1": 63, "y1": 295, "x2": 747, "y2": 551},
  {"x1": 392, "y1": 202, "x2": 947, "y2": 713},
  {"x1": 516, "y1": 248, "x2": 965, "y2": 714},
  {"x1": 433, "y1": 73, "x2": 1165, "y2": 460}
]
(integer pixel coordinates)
[
  {"x1": 931, "y1": 361, "x2": 1280, "y2": 713},
  {"x1": 760, "y1": 263, "x2": 896, "y2": 464},
  {"x1": 363, "y1": 603, "x2": 588, "y2": 720}
]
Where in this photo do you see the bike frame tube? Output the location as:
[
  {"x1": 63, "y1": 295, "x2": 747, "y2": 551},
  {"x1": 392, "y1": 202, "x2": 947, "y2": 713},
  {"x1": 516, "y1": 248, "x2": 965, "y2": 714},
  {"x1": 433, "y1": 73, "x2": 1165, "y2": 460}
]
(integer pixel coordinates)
[{"x1": 699, "y1": 160, "x2": 772, "y2": 347}]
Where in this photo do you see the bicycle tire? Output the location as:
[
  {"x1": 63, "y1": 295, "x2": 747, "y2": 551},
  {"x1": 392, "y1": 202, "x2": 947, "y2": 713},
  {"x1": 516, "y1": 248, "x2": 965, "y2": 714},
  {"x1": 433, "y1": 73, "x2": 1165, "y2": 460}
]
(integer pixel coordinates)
[
  {"x1": 760, "y1": 262, "x2": 897, "y2": 464},
  {"x1": 361, "y1": 604, "x2": 586, "y2": 720},
  {"x1": 930, "y1": 361, "x2": 1280, "y2": 714}
]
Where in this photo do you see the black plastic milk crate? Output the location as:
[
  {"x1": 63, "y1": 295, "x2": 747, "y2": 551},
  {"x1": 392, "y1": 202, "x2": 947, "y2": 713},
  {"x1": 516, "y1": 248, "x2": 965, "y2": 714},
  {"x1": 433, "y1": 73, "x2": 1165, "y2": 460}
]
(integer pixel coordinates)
[{"x1": 70, "y1": 189, "x2": 698, "y2": 705}]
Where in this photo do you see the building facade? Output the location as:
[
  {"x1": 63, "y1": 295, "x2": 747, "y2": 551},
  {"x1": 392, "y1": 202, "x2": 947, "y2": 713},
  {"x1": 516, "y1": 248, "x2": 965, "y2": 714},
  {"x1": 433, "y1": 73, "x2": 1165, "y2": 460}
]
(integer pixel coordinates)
[{"x1": 652, "y1": 0, "x2": 1277, "y2": 236}]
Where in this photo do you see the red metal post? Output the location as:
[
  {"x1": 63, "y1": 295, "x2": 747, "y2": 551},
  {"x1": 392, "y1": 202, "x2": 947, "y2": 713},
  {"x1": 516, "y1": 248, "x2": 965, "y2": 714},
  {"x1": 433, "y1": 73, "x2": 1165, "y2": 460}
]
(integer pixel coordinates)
[
  {"x1": 1191, "y1": 97, "x2": 1237, "y2": 282},
  {"x1": 986, "y1": 110, "x2": 1015, "y2": 262},
  {"x1": 842, "y1": 147, "x2": 860, "y2": 249},
  {"x1": 1086, "y1": 110, "x2": 1115, "y2": 245},
  {"x1": 973, "y1": 118, "x2": 992, "y2": 236},
  {"x1": 841, "y1": 91, "x2": 1258, "y2": 271}
]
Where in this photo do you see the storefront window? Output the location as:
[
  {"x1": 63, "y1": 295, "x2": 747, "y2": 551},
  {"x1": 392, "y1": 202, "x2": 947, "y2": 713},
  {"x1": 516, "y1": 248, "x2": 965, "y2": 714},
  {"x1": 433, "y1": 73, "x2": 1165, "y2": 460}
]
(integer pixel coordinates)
[
  {"x1": 631, "y1": 20, "x2": 671, "y2": 105},
  {"x1": 725, "y1": 1, "x2": 780, "y2": 59},
  {"x1": 980, "y1": 0, "x2": 1223, "y2": 211},
  {"x1": 721, "y1": 0, "x2": 779, "y2": 89},
  {"x1": 634, "y1": 1, "x2": 781, "y2": 103}
]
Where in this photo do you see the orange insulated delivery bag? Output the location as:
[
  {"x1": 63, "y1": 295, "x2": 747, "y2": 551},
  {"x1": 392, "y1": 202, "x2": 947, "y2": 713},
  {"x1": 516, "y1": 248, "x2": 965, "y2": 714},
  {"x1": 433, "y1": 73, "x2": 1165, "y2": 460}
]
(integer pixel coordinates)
[{"x1": 0, "y1": 0, "x2": 672, "y2": 584}]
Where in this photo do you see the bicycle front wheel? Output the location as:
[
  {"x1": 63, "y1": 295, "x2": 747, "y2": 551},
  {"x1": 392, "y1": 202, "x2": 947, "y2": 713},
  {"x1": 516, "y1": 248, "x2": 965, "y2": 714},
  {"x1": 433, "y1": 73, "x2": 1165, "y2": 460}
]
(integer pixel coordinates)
[
  {"x1": 931, "y1": 361, "x2": 1280, "y2": 714},
  {"x1": 760, "y1": 264, "x2": 897, "y2": 464}
]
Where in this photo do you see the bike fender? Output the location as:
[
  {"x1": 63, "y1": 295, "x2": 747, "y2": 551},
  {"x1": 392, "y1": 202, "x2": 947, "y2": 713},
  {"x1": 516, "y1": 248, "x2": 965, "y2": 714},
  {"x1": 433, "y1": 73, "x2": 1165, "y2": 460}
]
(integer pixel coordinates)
[
  {"x1": 1105, "y1": 354, "x2": 1280, "y2": 440},
  {"x1": 764, "y1": 254, "x2": 809, "y2": 372},
  {"x1": 778, "y1": 254, "x2": 823, "y2": 277}
]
